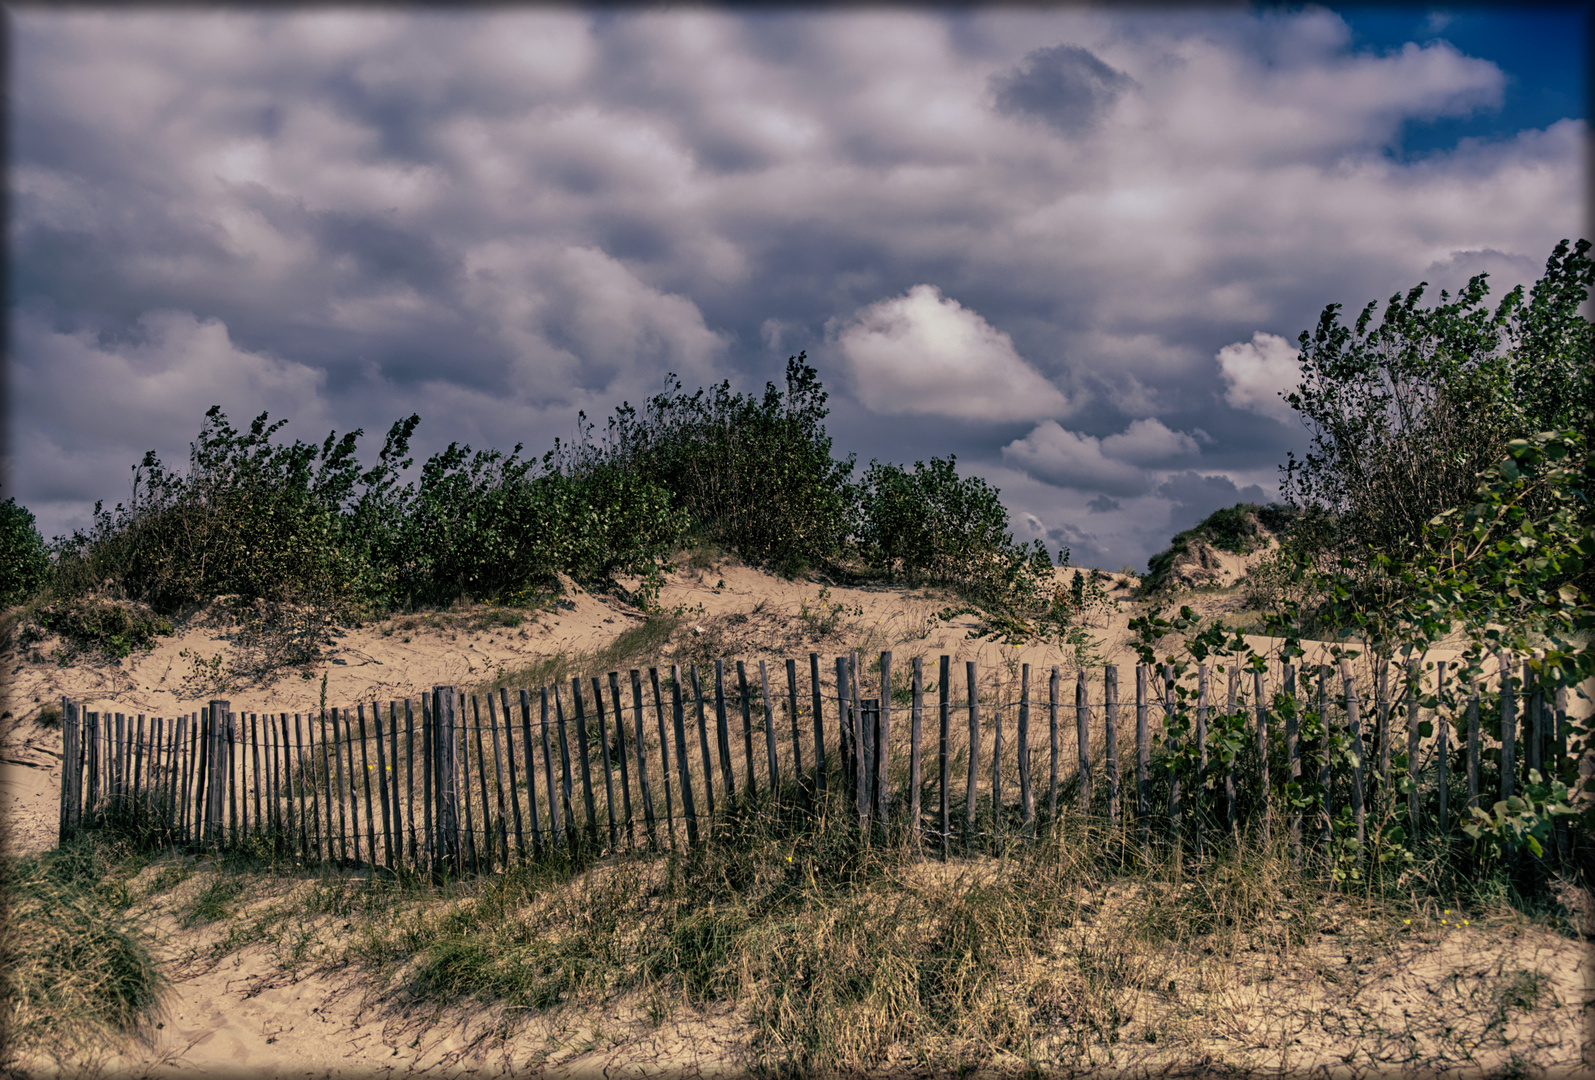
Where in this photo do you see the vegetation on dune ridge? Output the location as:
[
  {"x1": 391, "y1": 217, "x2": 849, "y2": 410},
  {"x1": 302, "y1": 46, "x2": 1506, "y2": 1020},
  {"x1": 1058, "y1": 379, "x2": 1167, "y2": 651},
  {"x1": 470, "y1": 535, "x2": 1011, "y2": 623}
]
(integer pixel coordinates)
[{"x1": 1, "y1": 353, "x2": 1093, "y2": 668}]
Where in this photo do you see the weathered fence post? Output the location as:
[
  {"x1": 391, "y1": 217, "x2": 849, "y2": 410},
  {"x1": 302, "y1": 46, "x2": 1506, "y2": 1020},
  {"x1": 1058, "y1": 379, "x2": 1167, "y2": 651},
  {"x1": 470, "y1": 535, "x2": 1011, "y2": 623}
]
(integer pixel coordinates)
[
  {"x1": 1106, "y1": 667, "x2": 1121, "y2": 827},
  {"x1": 59, "y1": 699, "x2": 80, "y2": 844},
  {"x1": 909, "y1": 657, "x2": 923, "y2": 850},
  {"x1": 671, "y1": 666, "x2": 699, "y2": 846},
  {"x1": 965, "y1": 661, "x2": 980, "y2": 851},
  {"x1": 609, "y1": 673, "x2": 635, "y2": 852},
  {"x1": 1018, "y1": 663, "x2": 1033, "y2": 835},
  {"x1": 630, "y1": 671, "x2": 657, "y2": 850},
  {"x1": 649, "y1": 669, "x2": 675, "y2": 850},
  {"x1": 434, "y1": 687, "x2": 460, "y2": 876},
  {"x1": 877, "y1": 652, "x2": 892, "y2": 826},
  {"x1": 1136, "y1": 666, "x2": 1150, "y2": 851},
  {"x1": 1405, "y1": 660, "x2": 1420, "y2": 838},
  {"x1": 1075, "y1": 667, "x2": 1089, "y2": 817},
  {"x1": 1048, "y1": 666, "x2": 1060, "y2": 825},
  {"x1": 1196, "y1": 665, "x2": 1208, "y2": 858},
  {"x1": 938, "y1": 656, "x2": 951, "y2": 858},
  {"x1": 588, "y1": 677, "x2": 618, "y2": 852},
  {"x1": 758, "y1": 661, "x2": 778, "y2": 808},
  {"x1": 810, "y1": 653, "x2": 827, "y2": 798}
]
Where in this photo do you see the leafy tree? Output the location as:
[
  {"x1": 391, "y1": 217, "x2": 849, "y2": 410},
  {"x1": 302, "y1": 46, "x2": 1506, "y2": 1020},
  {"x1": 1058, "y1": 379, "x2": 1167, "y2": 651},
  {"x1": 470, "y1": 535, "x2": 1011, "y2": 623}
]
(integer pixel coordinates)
[
  {"x1": 0, "y1": 497, "x2": 50, "y2": 606},
  {"x1": 1281, "y1": 238, "x2": 1592, "y2": 623}
]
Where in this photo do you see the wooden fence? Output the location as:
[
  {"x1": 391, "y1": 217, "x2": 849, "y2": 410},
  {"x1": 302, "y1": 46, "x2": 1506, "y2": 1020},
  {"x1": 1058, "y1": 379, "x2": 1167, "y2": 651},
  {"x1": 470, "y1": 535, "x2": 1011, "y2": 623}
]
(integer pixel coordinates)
[{"x1": 56, "y1": 651, "x2": 1576, "y2": 874}]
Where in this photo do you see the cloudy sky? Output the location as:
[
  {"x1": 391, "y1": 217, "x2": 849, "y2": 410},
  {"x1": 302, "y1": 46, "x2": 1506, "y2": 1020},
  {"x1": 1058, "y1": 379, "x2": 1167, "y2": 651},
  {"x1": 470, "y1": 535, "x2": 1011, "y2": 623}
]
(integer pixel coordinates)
[{"x1": 8, "y1": 5, "x2": 1586, "y2": 571}]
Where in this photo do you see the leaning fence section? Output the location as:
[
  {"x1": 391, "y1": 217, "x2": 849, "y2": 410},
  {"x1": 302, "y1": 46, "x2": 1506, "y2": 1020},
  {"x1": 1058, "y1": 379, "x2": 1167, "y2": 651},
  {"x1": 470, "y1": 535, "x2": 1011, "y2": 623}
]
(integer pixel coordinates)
[{"x1": 56, "y1": 652, "x2": 1578, "y2": 875}]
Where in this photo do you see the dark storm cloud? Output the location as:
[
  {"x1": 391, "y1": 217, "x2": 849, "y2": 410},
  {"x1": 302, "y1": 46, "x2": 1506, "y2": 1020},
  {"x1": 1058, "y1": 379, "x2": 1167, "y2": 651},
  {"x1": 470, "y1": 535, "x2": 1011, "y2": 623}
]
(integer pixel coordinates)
[
  {"x1": 7, "y1": 8, "x2": 1583, "y2": 561},
  {"x1": 991, "y1": 44, "x2": 1136, "y2": 136}
]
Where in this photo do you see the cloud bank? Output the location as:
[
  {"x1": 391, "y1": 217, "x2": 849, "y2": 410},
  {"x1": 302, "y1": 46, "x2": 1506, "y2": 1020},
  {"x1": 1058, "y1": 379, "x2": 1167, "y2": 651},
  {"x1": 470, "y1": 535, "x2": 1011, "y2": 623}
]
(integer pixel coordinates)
[{"x1": 8, "y1": 8, "x2": 1582, "y2": 570}]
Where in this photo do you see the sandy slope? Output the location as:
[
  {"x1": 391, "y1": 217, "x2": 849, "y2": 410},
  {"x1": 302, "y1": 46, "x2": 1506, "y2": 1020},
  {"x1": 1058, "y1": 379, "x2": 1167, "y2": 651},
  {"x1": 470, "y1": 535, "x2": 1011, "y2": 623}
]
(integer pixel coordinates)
[{"x1": 4, "y1": 559, "x2": 1591, "y2": 1078}]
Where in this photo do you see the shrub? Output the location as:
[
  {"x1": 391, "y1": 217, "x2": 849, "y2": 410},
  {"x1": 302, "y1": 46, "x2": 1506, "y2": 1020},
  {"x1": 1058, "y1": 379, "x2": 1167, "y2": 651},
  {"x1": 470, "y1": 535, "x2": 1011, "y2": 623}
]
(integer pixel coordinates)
[
  {"x1": 567, "y1": 354, "x2": 856, "y2": 575},
  {"x1": 0, "y1": 498, "x2": 50, "y2": 607},
  {"x1": 856, "y1": 456, "x2": 1013, "y2": 589}
]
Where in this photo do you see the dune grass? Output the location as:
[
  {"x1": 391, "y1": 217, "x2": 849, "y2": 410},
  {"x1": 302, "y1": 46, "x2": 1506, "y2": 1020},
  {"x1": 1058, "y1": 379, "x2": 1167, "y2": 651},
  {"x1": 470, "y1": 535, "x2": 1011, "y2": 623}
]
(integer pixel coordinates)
[{"x1": 0, "y1": 833, "x2": 167, "y2": 1071}]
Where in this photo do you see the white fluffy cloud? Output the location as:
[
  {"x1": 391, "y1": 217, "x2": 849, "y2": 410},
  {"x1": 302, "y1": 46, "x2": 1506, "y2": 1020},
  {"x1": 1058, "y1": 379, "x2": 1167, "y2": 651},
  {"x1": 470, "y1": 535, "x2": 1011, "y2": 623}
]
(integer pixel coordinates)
[
  {"x1": 1000, "y1": 417, "x2": 1198, "y2": 495},
  {"x1": 1100, "y1": 418, "x2": 1200, "y2": 465},
  {"x1": 1216, "y1": 332, "x2": 1301, "y2": 424},
  {"x1": 837, "y1": 285, "x2": 1069, "y2": 421}
]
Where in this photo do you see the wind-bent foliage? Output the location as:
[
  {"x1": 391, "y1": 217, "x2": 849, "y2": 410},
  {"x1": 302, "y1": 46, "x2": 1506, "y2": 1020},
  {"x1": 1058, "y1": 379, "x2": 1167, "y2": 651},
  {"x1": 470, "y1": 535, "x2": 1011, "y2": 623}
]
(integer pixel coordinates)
[
  {"x1": 561, "y1": 353, "x2": 857, "y2": 577},
  {"x1": 1282, "y1": 239, "x2": 1593, "y2": 607}
]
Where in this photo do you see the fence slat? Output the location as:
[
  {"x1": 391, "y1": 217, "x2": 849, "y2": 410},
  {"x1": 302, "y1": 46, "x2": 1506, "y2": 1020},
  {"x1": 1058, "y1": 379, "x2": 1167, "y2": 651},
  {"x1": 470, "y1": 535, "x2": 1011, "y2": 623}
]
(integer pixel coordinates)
[
  {"x1": 786, "y1": 658, "x2": 804, "y2": 806},
  {"x1": 456, "y1": 692, "x2": 477, "y2": 873},
  {"x1": 1195, "y1": 668, "x2": 1208, "y2": 856},
  {"x1": 1284, "y1": 665, "x2": 1300, "y2": 864},
  {"x1": 1316, "y1": 665, "x2": 1330, "y2": 851},
  {"x1": 374, "y1": 698, "x2": 393, "y2": 867},
  {"x1": 133, "y1": 714, "x2": 147, "y2": 821},
  {"x1": 909, "y1": 657, "x2": 923, "y2": 851},
  {"x1": 1254, "y1": 670, "x2": 1268, "y2": 840},
  {"x1": 1136, "y1": 667, "x2": 1150, "y2": 850},
  {"x1": 1224, "y1": 669, "x2": 1238, "y2": 842},
  {"x1": 518, "y1": 688, "x2": 541, "y2": 857},
  {"x1": 486, "y1": 694, "x2": 510, "y2": 867},
  {"x1": 649, "y1": 669, "x2": 676, "y2": 851},
  {"x1": 500, "y1": 690, "x2": 525, "y2": 862},
  {"x1": 991, "y1": 669, "x2": 1003, "y2": 853},
  {"x1": 840, "y1": 657, "x2": 862, "y2": 826},
  {"x1": 712, "y1": 661, "x2": 736, "y2": 809},
  {"x1": 422, "y1": 693, "x2": 436, "y2": 874},
  {"x1": 934, "y1": 657, "x2": 950, "y2": 858},
  {"x1": 1049, "y1": 666, "x2": 1061, "y2": 825},
  {"x1": 1498, "y1": 654, "x2": 1515, "y2": 802},
  {"x1": 1405, "y1": 662, "x2": 1420, "y2": 838},
  {"x1": 1075, "y1": 667, "x2": 1089, "y2": 816},
  {"x1": 632, "y1": 670, "x2": 657, "y2": 849},
  {"x1": 403, "y1": 699, "x2": 416, "y2": 867},
  {"x1": 809, "y1": 653, "x2": 827, "y2": 798},
  {"x1": 692, "y1": 665, "x2": 717, "y2": 821},
  {"x1": 434, "y1": 687, "x2": 460, "y2": 876},
  {"x1": 671, "y1": 666, "x2": 699, "y2": 846},
  {"x1": 359, "y1": 705, "x2": 379, "y2": 867},
  {"x1": 965, "y1": 661, "x2": 980, "y2": 850},
  {"x1": 1018, "y1": 663, "x2": 1034, "y2": 833},
  {"x1": 758, "y1": 661, "x2": 778, "y2": 804},
  {"x1": 588, "y1": 677, "x2": 618, "y2": 852},
  {"x1": 565, "y1": 680, "x2": 595, "y2": 851},
  {"x1": 878, "y1": 652, "x2": 892, "y2": 825},
  {"x1": 292, "y1": 713, "x2": 311, "y2": 863},
  {"x1": 610, "y1": 672, "x2": 635, "y2": 852},
  {"x1": 738, "y1": 661, "x2": 759, "y2": 804},
  {"x1": 1106, "y1": 667, "x2": 1120, "y2": 826},
  {"x1": 546, "y1": 686, "x2": 572, "y2": 853}
]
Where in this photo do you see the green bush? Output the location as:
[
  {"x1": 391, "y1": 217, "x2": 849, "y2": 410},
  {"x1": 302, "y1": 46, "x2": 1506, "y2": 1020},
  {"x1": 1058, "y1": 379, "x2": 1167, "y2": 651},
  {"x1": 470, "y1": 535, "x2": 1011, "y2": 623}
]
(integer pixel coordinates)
[
  {"x1": 569, "y1": 354, "x2": 857, "y2": 575},
  {"x1": 856, "y1": 456, "x2": 1013, "y2": 589},
  {"x1": 0, "y1": 498, "x2": 50, "y2": 607},
  {"x1": 33, "y1": 597, "x2": 175, "y2": 662}
]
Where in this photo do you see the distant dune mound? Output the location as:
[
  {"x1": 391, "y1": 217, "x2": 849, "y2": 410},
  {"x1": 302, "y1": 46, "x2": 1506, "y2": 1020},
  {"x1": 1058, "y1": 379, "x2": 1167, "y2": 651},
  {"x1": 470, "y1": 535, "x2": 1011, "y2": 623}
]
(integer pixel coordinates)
[{"x1": 1142, "y1": 502, "x2": 1297, "y2": 594}]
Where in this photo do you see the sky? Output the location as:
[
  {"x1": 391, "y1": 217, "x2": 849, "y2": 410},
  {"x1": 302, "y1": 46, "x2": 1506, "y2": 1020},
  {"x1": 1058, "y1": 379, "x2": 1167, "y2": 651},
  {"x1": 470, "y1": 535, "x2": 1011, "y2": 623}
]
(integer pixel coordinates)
[{"x1": 7, "y1": 4, "x2": 1587, "y2": 572}]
